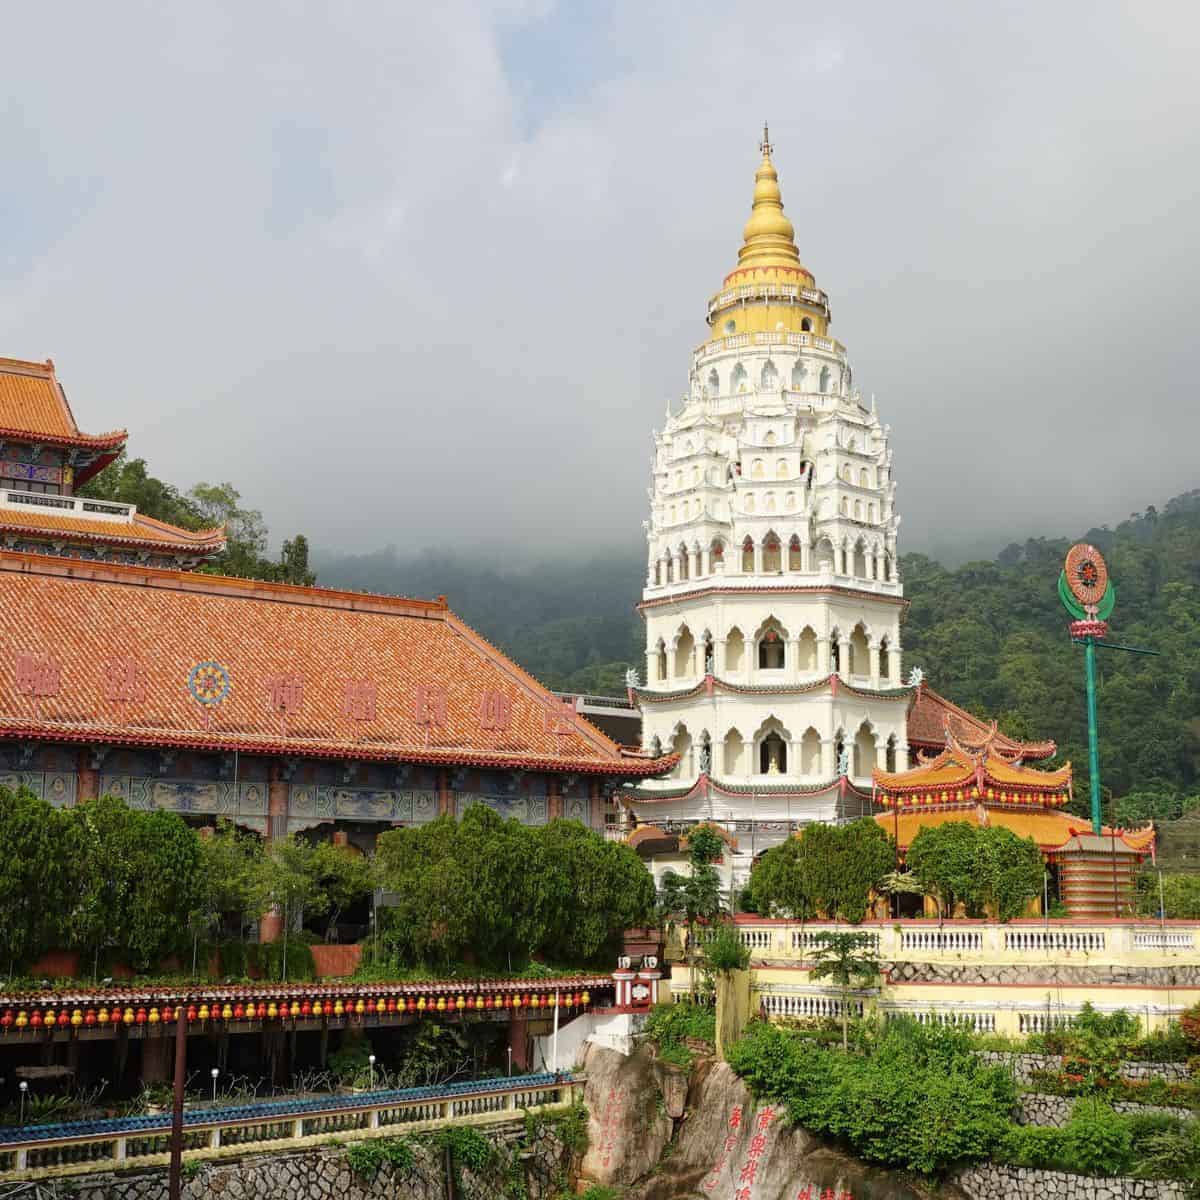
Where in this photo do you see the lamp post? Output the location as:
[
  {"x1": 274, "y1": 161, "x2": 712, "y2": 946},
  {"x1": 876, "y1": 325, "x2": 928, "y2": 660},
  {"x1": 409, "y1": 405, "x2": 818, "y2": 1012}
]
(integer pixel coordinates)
[
  {"x1": 18, "y1": 1081, "x2": 27, "y2": 1126},
  {"x1": 507, "y1": 1046, "x2": 512, "y2": 1078},
  {"x1": 210, "y1": 1068, "x2": 219, "y2": 1105},
  {"x1": 368, "y1": 1054, "x2": 376, "y2": 1090}
]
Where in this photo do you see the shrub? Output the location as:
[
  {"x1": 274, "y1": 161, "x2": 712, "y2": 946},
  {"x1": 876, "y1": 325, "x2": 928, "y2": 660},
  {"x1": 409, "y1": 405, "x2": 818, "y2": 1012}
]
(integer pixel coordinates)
[
  {"x1": 1059, "y1": 1099, "x2": 1134, "y2": 1176},
  {"x1": 643, "y1": 1001, "x2": 715, "y2": 1066},
  {"x1": 345, "y1": 1137, "x2": 416, "y2": 1178},
  {"x1": 704, "y1": 923, "x2": 751, "y2": 973}
]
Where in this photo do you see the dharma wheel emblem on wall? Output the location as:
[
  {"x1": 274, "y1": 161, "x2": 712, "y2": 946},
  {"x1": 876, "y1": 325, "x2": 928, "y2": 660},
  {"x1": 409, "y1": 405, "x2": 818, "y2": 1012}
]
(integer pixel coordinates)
[{"x1": 187, "y1": 661, "x2": 232, "y2": 706}]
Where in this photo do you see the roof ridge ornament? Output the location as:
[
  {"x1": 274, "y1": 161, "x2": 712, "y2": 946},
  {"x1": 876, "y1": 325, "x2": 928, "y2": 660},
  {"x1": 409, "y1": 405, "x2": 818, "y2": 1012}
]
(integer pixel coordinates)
[{"x1": 759, "y1": 122, "x2": 772, "y2": 158}]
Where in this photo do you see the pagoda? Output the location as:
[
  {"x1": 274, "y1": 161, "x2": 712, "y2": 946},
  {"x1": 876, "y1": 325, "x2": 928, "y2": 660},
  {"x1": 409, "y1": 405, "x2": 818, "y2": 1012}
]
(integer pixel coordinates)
[
  {"x1": 623, "y1": 130, "x2": 906, "y2": 884},
  {"x1": 0, "y1": 357, "x2": 224, "y2": 567},
  {"x1": 874, "y1": 727, "x2": 1154, "y2": 917}
]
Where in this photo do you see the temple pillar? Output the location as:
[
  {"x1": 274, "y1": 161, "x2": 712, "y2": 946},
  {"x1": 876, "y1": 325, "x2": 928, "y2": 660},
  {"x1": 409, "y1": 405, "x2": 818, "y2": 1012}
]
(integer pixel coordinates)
[
  {"x1": 868, "y1": 644, "x2": 881, "y2": 689},
  {"x1": 689, "y1": 548, "x2": 700, "y2": 579},
  {"x1": 817, "y1": 636, "x2": 831, "y2": 675},
  {"x1": 76, "y1": 750, "x2": 98, "y2": 804},
  {"x1": 837, "y1": 638, "x2": 851, "y2": 681},
  {"x1": 507, "y1": 1017, "x2": 529, "y2": 1073},
  {"x1": 700, "y1": 548, "x2": 710, "y2": 577},
  {"x1": 645, "y1": 649, "x2": 658, "y2": 685},
  {"x1": 547, "y1": 777, "x2": 562, "y2": 822},
  {"x1": 890, "y1": 642, "x2": 903, "y2": 687},
  {"x1": 820, "y1": 739, "x2": 835, "y2": 778},
  {"x1": 437, "y1": 768, "x2": 453, "y2": 817},
  {"x1": 875, "y1": 741, "x2": 890, "y2": 770},
  {"x1": 801, "y1": 541, "x2": 812, "y2": 573},
  {"x1": 716, "y1": 638, "x2": 729, "y2": 675},
  {"x1": 753, "y1": 542, "x2": 763, "y2": 575},
  {"x1": 897, "y1": 743, "x2": 910, "y2": 771},
  {"x1": 259, "y1": 762, "x2": 291, "y2": 944}
]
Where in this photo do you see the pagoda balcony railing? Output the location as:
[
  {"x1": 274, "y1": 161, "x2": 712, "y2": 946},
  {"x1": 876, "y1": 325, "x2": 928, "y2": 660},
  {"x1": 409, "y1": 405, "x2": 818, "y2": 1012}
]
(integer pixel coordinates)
[
  {"x1": 692, "y1": 330, "x2": 846, "y2": 366},
  {"x1": 0, "y1": 488, "x2": 135, "y2": 523},
  {"x1": 706, "y1": 283, "x2": 830, "y2": 320},
  {"x1": 699, "y1": 918, "x2": 1200, "y2": 965}
]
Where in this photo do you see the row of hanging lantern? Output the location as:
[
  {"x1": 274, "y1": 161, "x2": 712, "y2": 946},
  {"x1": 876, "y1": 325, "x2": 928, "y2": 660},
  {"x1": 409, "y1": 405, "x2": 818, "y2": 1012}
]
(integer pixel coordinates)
[{"x1": 0, "y1": 989, "x2": 594, "y2": 1033}]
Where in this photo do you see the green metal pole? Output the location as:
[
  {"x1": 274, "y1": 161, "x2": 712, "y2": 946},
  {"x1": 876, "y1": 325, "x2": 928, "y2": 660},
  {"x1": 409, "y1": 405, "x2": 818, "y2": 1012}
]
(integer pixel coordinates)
[{"x1": 1084, "y1": 636, "x2": 1102, "y2": 836}]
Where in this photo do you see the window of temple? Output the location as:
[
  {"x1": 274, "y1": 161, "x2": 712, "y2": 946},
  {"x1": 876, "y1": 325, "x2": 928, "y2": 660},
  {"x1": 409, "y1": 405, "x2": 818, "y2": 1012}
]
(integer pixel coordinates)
[
  {"x1": 791, "y1": 360, "x2": 807, "y2": 390},
  {"x1": 741, "y1": 537, "x2": 755, "y2": 572},
  {"x1": 702, "y1": 633, "x2": 715, "y2": 675},
  {"x1": 882, "y1": 553, "x2": 892, "y2": 582},
  {"x1": 674, "y1": 470, "x2": 683, "y2": 490},
  {"x1": 711, "y1": 538, "x2": 725, "y2": 567},
  {"x1": 788, "y1": 534, "x2": 802, "y2": 570},
  {"x1": 841, "y1": 464, "x2": 852, "y2": 483},
  {"x1": 834, "y1": 731, "x2": 846, "y2": 773},
  {"x1": 677, "y1": 546, "x2": 689, "y2": 580},
  {"x1": 761, "y1": 360, "x2": 779, "y2": 390},
  {"x1": 655, "y1": 640, "x2": 668, "y2": 681},
  {"x1": 830, "y1": 634, "x2": 841, "y2": 673},
  {"x1": 785, "y1": 491, "x2": 797, "y2": 511},
  {"x1": 752, "y1": 458, "x2": 765, "y2": 479},
  {"x1": 757, "y1": 620, "x2": 786, "y2": 669},
  {"x1": 692, "y1": 465, "x2": 701, "y2": 485},
  {"x1": 849, "y1": 623, "x2": 870, "y2": 675},
  {"x1": 859, "y1": 467, "x2": 871, "y2": 487},
  {"x1": 853, "y1": 540, "x2": 868, "y2": 576},
  {"x1": 674, "y1": 626, "x2": 696, "y2": 677},
  {"x1": 745, "y1": 494, "x2": 756, "y2": 514},
  {"x1": 732, "y1": 363, "x2": 748, "y2": 393},
  {"x1": 815, "y1": 537, "x2": 835, "y2": 570},
  {"x1": 879, "y1": 636, "x2": 891, "y2": 680},
  {"x1": 800, "y1": 727, "x2": 821, "y2": 775},
  {"x1": 725, "y1": 628, "x2": 745, "y2": 672},
  {"x1": 764, "y1": 429, "x2": 777, "y2": 446},
  {"x1": 853, "y1": 722, "x2": 876, "y2": 777},
  {"x1": 765, "y1": 492, "x2": 777, "y2": 513},
  {"x1": 801, "y1": 318, "x2": 813, "y2": 332},
  {"x1": 854, "y1": 499, "x2": 864, "y2": 521},
  {"x1": 776, "y1": 458, "x2": 789, "y2": 479},
  {"x1": 762, "y1": 535, "x2": 781, "y2": 572},
  {"x1": 758, "y1": 729, "x2": 788, "y2": 774},
  {"x1": 840, "y1": 498, "x2": 849, "y2": 516},
  {"x1": 886, "y1": 734, "x2": 897, "y2": 772},
  {"x1": 819, "y1": 366, "x2": 831, "y2": 392},
  {"x1": 707, "y1": 368, "x2": 720, "y2": 396},
  {"x1": 723, "y1": 728, "x2": 745, "y2": 775},
  {"x1": 650, "y1": 735, "x2": 662, "y2": 757}
]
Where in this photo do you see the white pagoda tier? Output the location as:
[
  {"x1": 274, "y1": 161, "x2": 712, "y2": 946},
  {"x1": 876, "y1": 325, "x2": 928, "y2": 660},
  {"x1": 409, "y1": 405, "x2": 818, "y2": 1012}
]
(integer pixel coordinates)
[{"x1": 622, "y1": 130, "x2": 910, "y2": 884}]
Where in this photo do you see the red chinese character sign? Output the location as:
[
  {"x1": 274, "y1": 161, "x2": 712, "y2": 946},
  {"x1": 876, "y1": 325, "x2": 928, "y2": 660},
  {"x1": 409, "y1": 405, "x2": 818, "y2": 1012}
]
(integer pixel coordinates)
[
  {"x1": 341, "y1": 679, "x2": 377, "y2": 723},
  {"x1": 543, "y1": 697, "x2": 576, "y2": 749},
  {"x1": 103, "y1": 658, "x2": 147, "y2": 703},
  {"x1": 478, "y1": 690, "x2": 513, "y2": 731},
  {"x1": 15, "y1": 652, "x2": 60, "y2": 720},
  {"x1": 266, "y1": 673, "x2": 304, "y2": 736},
  {"x1": 187, "y1": 661, "x2": 231, "y2": 730},
  {"x1": 414, "y1": 684, "x2": 448, "y2": 745}
]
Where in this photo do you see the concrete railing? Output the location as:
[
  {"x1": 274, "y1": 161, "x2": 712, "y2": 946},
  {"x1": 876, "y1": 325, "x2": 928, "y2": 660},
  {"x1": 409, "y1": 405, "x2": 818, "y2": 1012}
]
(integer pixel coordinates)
[
  {"x1": 724, "y1": 919, "x2": 1200, "y2": 964},
  {"x1": 0, "y1": 1073, "x2": 578, "y2": 1179}
]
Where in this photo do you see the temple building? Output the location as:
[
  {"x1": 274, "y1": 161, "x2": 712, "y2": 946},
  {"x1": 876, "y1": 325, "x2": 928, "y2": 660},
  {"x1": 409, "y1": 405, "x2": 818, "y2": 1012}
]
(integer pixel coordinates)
[
  {"x1": 875, "y1": 728, "x2": 1154, "y2": 918},
  {"x1": 0, "y1": 357, "x2": 224, "y2": 567},
  {"x1": 622, "y1": 131, "x2": 906, "y2": 881}
]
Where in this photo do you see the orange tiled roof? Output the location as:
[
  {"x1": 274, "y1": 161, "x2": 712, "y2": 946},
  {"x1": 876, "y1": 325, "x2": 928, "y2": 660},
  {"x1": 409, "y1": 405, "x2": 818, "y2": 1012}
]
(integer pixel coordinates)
[
  {"x1": 0, "y1": 358, "x2": 126, "y2": 450},
  {"x1": 0, "y1": 504, "x2": 225, "y2": 553},
  {"x1": 907, "y1": 681, "x2": 1056, "y2": 761},
  {"x1": 874, "y1": 742, "x2": 1072, "y2": 806},
  {"x1": 0, "y1": 550, "x2": 677, "y2": 777},
  {"x1": 874, "y1": 805, "x2": 1155, "y2": 854}
]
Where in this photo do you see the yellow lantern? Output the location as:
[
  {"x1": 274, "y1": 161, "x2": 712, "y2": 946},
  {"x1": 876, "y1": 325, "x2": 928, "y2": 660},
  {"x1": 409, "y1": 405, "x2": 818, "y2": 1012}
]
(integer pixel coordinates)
[
  {"x1": 197, "y1": 1005, "x2": 209, "y2": 1022},
  {"x1": 267, "y1": 1003, "x2": 278, "y2": 1019},
  {"x1": 222, "y1": 1004, "x2": 233, "y2": 1020},
  {"x1": 147, "y1": 1008, "x2": 159, "y2": 1025},
  {"x1": 97, "y1": 1007, "x2": 109, "y2": 1026},
  {"x1": 15, "y1": 1011, "x2": 27, "y2": 1029},
  {"x1": 354, "y1": 999, "x2": 365, "y2": 1015},
  {"x1": 580, "y1": 991, "x2": 590, "y2": 1006},
  {"x1": 124, "y1": 1007, "x2": 137, "y2": 1025},
  {"x1": 417, "y1": 997, "x2": 427, "y2": 1012},
  {"x1": 71, "y1": 1009, "x2": 83, "y2": 1027},
  {"x1": 436, "y1": 996, "x2": 447, "y2": 1012}
]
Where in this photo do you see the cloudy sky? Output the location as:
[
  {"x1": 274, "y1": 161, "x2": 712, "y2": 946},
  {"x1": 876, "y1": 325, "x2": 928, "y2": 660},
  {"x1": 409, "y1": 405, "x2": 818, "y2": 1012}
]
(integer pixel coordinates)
[{"x1": 3, "y1": 1, "x2": 1198, "y2": 563}]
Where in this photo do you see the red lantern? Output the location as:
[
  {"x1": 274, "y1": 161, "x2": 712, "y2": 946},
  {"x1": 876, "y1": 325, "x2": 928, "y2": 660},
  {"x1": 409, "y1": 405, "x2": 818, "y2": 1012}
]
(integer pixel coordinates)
[
  {"x1": 30, "y1": 1011, "x2": 42, "y2": 1029},
  {"x1": 256, "y1": 1003, "x2": 267, "y2": 1019},
  {"x1": 1, "y1": 1010, "x2": 13, "y2": 1029},
  {"x1": 279, "y1": 1002, "x2": 291, "y2": 1020},
  {"x1": 84, "y1": 1009, "x2": 97, "y2": 1027},
  {"x1": 234, "y1": 1003, "x2": 245, "y2": 1019},
  {"x1": 161, "y1": 1006, "x2": 174, "y2": 1023},
  {"x1": 323, "y1": 1000, "x2": 334, "y2": 1016},
  {"x1": 134, "y1": 1008, "x2": 147, "y2": 1026},
  {"x1": 386, "y1": 997, "x2": 397, "y2": 1013},
  {"x1": 186, "y1": 1005, "x2": 198, "y2": 1022},
  {"x1": 406, "y1": 996, "x2": 416, "y2": 1013}
]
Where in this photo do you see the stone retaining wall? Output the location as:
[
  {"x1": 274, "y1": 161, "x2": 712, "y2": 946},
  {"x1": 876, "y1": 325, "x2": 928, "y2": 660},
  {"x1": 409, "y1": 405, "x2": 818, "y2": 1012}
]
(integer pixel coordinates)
[
  {"x1": 956, "y1": 1162, "x2": 1188, "y2": 1200},
  {"x1": 36, "y1": 1123, "x2": 571, "y2": 1200},
  {"x1": 889, "y1": 961, "x2": 1200, "y2": 987},
  {"x1": 1017, "y1": 1092, "x2": 1194, "y2": 1128},
  {"x1": 979, "y1": 1051, "x2": 1190, "y2": 1085}
]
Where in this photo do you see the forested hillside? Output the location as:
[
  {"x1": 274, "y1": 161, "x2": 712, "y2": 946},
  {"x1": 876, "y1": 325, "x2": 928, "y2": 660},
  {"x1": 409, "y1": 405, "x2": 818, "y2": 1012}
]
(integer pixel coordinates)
[{"x1": 82, "y1": 453, "x2": 1200, "y2": 815}]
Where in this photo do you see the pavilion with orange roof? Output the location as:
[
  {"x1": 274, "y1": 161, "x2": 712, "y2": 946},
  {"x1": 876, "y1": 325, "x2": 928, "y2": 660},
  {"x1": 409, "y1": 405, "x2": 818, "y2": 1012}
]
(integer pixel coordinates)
[
  {"x1": 874, "y1": 726, "x2": 1155, "y2": 917},
  {"x1": 0, "y1": 357, "x2": 225, "y2": 567}
]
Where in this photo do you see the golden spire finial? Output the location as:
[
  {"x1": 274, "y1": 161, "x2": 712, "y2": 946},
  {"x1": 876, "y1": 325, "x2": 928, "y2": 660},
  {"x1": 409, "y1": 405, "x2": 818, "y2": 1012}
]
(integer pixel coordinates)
[{"x1": 737, "y1": 124, "x2": 800, "y2": 269}]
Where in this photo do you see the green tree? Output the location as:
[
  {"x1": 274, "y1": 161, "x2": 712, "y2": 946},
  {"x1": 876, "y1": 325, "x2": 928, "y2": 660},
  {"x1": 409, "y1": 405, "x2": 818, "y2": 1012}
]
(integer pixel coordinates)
[
  {"x1": 907, "y1": 822, "x2": 1042, "y2": 920},
  {"x1": 192, "y1": 821, "x2": 265, "y2": 968},
  {"x1": 254, "y1": 837, "x2": 327, "y2": 982},
  {"x1": 976, "y1": 825, "x2": 1044, "y2": 921},
  {"x1": 658, "y1": 826, "x2": 725, "y2": 1001},
  {"x1": 124, "y1": 809, "x2": 203, "y2": 971},
  {"x1": 907, "y1": 822, "x2": 982, "y2": 918},
  {"x1": 0, "y1": 787, "x2": 70, "y2": 975},
  {"x1": 808, "y1": 930, "x2": 881, "y2": 1050},
  {"x1": 309, "y1": 840, "x2": 373, "y2": 940}
]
